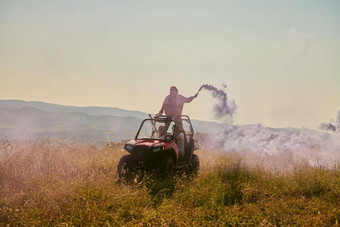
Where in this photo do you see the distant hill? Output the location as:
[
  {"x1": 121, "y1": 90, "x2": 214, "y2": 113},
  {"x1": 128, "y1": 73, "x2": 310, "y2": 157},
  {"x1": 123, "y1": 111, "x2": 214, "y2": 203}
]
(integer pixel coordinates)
[
  {"x1": 0, "y1": 100, "x2": 226, "y2": 144},
  {"x1": 0, "y1": 99, "x2": 149, "y2": 119}
]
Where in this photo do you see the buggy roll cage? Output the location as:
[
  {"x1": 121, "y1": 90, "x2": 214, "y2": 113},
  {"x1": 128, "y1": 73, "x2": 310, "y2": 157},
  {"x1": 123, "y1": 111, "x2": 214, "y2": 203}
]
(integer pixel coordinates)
[{"x1": 134, "y1": 115, "x2": 195, "y2": 141}]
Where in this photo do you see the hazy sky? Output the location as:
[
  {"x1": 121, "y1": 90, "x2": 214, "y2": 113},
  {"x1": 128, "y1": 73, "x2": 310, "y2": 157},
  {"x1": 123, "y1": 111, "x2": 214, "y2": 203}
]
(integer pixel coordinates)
[{"x1": 1, "y1": 0, "x2": 339, "y2": 129}]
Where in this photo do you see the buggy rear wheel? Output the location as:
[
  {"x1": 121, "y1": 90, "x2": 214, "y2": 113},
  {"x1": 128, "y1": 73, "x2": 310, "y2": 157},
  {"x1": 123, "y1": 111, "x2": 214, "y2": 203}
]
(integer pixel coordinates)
[{"x1": 189, "y1": 154, "x2": 200, "y2": 175}]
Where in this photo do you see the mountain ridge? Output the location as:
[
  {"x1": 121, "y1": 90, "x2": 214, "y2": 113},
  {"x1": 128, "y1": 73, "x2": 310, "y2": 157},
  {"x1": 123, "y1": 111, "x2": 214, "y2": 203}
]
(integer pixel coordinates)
[
  {"x1": 1, "y1": 99, "x2": 325, "y2": 146},
  {"x1": 0, "y1": 99, "x2": 227, "y2": 144}
]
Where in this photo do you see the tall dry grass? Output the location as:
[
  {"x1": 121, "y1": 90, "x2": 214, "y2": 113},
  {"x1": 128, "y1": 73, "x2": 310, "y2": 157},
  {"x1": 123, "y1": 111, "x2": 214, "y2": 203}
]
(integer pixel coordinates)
[{"x1": 0, "y1": 139, "x2": 339, "y2": 226}]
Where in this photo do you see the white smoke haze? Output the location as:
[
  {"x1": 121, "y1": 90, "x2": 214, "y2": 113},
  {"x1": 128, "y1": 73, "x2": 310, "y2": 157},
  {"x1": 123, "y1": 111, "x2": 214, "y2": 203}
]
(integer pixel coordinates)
[
  {"x1": 201, "y1": 124, "x2": 340, "y2": 171},
  {"x1": 280, "y1": 28, "x2": 316, "y2": 70},
  {"x1": 194, "y1": 85, "x2": 339, "y2": 170}
]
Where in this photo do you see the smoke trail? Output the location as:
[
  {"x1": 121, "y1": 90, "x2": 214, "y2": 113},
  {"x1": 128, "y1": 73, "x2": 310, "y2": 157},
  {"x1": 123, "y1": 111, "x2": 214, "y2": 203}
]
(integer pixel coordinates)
[
  {"x1": 198, "y1": 84, "x2": 237, "y2": 119},
  {"x1": 320, "y1": 110, "x2": 340, "y2": 132},
  {"x1": 320, "y1": 123, "x2": 336, "y2": 132}
]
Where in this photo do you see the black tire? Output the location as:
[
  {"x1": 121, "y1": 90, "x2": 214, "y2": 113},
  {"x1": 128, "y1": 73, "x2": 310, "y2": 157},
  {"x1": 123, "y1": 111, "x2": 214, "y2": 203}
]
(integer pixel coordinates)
[
  {"x1": 189, "y1": 154, "x2": 200, "y2": 175},
  {"x1": 117, "y1": 155, "x2": 135, "y2": 180},
  {"x1": 160, "y1": 156, "x2": 175, "y2": 179}
]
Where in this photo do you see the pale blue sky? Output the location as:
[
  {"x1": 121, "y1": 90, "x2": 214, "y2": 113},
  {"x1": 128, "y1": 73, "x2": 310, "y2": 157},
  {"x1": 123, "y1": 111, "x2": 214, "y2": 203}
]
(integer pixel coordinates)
[{"x1": 1, "y1": 0, "x2": 339, "y2": 128}]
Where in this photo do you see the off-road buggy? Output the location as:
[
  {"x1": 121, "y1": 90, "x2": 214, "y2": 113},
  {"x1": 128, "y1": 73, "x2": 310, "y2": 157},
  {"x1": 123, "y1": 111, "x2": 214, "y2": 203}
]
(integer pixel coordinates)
[{"x1": 117, "y1": 115, "x2": 200, "y2": 180}]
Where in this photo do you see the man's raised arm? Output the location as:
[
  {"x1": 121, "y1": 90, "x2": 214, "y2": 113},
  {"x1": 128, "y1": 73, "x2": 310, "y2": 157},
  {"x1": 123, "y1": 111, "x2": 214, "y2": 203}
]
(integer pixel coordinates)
[{"x1": 182, "y1": 92, "x2": 199, "y2": 103}]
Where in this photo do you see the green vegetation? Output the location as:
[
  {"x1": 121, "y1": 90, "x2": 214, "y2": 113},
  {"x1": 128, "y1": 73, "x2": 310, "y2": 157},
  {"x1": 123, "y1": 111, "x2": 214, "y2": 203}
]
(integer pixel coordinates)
[{"x1": 0, "y1": 140, "x2": 339, "y2": 226}]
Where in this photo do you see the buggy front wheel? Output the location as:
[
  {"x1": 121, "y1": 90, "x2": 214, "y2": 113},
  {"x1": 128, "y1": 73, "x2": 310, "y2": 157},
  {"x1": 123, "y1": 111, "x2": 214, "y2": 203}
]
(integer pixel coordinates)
[{"x1": 117, "y1": 155, "x2": 135, "y2": 180}]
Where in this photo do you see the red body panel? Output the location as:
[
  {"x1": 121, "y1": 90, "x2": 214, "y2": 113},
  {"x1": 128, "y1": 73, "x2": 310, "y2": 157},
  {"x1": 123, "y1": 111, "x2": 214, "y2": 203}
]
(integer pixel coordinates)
[
  {"x1": 126, "y1": 139, "x2": 179, "y2": 160},
  {"x1": 165, "y1": 140, "x2": 179, "y2": 159}
]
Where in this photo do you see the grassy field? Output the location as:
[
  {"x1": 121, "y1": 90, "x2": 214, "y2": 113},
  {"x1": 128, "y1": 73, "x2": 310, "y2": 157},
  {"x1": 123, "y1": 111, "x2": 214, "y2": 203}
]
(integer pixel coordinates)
[{"x1": 0, "y1": 140, "x2": 339, "y2": 226}]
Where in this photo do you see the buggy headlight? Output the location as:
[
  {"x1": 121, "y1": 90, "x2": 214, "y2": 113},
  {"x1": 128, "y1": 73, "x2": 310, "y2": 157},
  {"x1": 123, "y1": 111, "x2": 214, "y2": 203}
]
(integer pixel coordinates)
[
  {"x1": 125, "y1": 144, "x2": 133, "y2": 151},
  {"x1": 153, "y1": 146, "x2": 164, "y2": 152}
]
